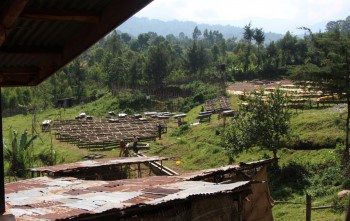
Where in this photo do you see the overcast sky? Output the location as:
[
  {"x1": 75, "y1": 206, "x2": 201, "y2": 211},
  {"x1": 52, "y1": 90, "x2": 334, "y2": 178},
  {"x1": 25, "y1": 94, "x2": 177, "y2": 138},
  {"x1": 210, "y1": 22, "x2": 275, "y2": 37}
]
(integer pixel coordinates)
[{"x1": 134, "y1": 0, "x2": 350, "y2": 34}]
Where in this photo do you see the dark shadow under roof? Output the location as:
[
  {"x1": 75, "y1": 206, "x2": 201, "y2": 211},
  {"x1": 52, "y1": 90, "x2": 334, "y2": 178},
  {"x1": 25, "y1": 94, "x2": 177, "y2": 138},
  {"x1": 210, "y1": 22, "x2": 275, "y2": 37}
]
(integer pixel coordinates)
[{"x1": 0, "y1": 0, "x2": 153, "y2": 86}]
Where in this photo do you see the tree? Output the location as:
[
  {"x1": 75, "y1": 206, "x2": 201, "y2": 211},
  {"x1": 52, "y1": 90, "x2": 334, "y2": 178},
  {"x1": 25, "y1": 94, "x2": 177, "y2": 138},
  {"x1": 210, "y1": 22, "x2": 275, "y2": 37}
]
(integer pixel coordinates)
[
  {"x1": 279, "y1": 31, "x2": 297, "y2": 66},
  {"x1": 67, "y1": 60, "x2": 86, "y2": 103},
  {"x1": 192, "y1": 26, "x2": 202, "y2": 41},
  {"x1": 243, "y1": 22, "x2": 254, "y2": 72},
  {"x1": 121, "y1": 33, "x2": 131, "y2": 43},
  {"x1": 106, "y1": 56, "x2": 129, "y2": 95},
  {"x1": 211, "y1": 44, "x2": 220, "y2": 62},
  {"x1": 253, "y1": 28, "x2": 265, "y2": 71},
  {"x1": 145, "y1": 42, "x2": 171, "y2": 88},
  {"x1": 224, "y1": 89, "x2": 290, "y2": 159},
  {"x1": 138, "y1": 33, "x2": 150, "y2": 48},
  {"x1": 186, "y1": 41, "x2": 209, "y2": 75},
  {"x1": 129, "y1": 55, "x2": 144, "y2": 88},
  {"x1": 266, "y1": 41, "x2": 279, "y2": 68},
  {"x1": 290, "y1": 25, "x2": 350, "y2": 159}
]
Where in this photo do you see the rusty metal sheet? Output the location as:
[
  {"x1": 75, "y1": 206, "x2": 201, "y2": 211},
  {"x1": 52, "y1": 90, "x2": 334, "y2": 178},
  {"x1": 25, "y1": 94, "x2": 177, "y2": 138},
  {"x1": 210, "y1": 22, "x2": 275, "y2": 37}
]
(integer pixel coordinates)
[
  {"x1": 4, "y1": 160, "x2": 276, "y2": 220},
  {"x1": 146, "y1": 181, "x2": 250, "y2": 205},
  {"x1": 180, "y1": 158, "x2": 275, "y2": 180},
  {"x1": 30, "y1": 156, "x2": 169, "y2": 174}
]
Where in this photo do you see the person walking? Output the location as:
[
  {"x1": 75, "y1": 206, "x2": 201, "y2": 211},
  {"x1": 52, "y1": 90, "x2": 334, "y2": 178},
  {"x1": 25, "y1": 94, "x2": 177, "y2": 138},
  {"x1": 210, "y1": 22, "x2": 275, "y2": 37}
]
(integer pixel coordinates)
[
  {"x1": 132, "y1": 135, "x2": 138, "y2": 154},
  {"x1": 119, "y1": 139, "x2": 127, "y2": 157},
  {"x1": 157, "y1": 123, "x2": 162, "y2": 139}
]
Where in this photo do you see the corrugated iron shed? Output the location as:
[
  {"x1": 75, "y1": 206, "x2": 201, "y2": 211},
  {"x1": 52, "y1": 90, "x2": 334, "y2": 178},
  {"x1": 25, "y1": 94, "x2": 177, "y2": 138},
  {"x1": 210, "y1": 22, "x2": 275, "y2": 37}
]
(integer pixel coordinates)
[{"x1": 5, "y1": 176, "x2": 251, "y2": 220}]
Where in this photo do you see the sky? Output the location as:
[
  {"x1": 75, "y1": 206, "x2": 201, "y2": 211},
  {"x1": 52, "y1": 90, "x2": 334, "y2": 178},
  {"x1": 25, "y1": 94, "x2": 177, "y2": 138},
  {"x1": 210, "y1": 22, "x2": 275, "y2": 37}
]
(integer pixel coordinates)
[{"x1": 134, "y1": 0, "x2": 350, "y2": 34}]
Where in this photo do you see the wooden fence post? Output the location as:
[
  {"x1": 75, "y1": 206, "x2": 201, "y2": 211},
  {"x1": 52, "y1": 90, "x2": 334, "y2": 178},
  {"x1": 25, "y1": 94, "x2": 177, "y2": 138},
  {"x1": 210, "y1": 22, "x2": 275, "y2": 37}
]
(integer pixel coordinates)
[{"x1": 306, "y1": 194, "x2": 311, "y2": 221}]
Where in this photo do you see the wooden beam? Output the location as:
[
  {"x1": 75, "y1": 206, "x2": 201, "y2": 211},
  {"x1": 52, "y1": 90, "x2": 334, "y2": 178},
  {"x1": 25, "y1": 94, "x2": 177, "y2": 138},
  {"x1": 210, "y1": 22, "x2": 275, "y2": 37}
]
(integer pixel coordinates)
[
  {"x1": 0, "y1": 67, "x2": 39, "y2": 75},
  {"x1": 0, "y1": 46, "x2": 62, "y2": 55},
  {"x1": 20, "y1": 9, "x2": 100, "y2": 23},
  {"x1": 0, "y1": 0, "x2": 29, "y2": 46},
  {"x1": 0, "y1": 67, "x2": 37, "y2": 86},
  {"x1": 32, "y1": 0, "x2": 153, "y2": 86}
]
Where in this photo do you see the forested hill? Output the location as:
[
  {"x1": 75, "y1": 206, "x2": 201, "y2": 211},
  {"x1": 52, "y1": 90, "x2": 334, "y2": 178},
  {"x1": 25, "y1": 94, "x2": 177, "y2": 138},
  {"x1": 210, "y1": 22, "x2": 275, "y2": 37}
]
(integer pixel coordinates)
[
  {"x1": 2, "y1": 15, "x2": 349, "y2": 117},
  {"x1": 117, "y1": 17, "x2": 283, "y2": 42}
]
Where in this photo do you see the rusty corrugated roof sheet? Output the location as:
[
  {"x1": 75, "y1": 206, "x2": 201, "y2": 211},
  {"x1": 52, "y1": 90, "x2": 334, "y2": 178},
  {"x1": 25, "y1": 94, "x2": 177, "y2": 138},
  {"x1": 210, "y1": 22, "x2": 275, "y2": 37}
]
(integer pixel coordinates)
[
  {"x1": 180, "y1": 158, "x2": 275, "y2": 181},
  {"x1": 30, "y1": 156, "x2": 169, "y2": 174},
  {"x1": 6, "y1": 159, "x2": 275, "y2": 220},
  {"x1": 5, "y1": 176, "x2": 251, "y2": 220}
]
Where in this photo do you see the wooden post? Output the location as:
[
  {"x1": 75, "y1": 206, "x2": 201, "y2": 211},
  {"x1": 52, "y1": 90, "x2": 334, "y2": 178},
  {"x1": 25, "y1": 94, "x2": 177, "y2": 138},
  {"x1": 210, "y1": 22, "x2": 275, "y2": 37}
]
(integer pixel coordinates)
[
  {"x1": 306, "y1": 194, "x2": 311, "y2": 221},
  {"x1": 238, "y1": 193, "x2": 243, "y2": 221},
  {"x1": 137, "y1": 163, "x2": 141, "y2": 178},
  {"x1": 0, "y1": 87, "x2": 5, "y2": 214}
]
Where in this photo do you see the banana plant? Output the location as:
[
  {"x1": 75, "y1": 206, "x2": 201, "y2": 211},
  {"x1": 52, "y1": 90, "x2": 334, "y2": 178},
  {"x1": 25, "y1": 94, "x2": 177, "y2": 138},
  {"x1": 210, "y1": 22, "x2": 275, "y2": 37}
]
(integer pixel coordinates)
[{"x1": 3, "y1": 128, "x2": 38, "y2": 178}]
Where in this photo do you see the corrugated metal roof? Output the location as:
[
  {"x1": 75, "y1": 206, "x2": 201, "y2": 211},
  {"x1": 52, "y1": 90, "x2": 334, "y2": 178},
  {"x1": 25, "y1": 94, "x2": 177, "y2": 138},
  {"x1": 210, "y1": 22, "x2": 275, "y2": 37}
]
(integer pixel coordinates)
[
  {"x1": 180, "y1": 158, "x2": 275, "y2": 181},
  {"x1": 5, "y1": 176, "x2": 251, "y2": 220},
  {"x1": 5, "y1": 159, "x2": 275, "y2": 220},
  {"x1": 30, "y1": 156, "x2": 169, "y2": 174}
]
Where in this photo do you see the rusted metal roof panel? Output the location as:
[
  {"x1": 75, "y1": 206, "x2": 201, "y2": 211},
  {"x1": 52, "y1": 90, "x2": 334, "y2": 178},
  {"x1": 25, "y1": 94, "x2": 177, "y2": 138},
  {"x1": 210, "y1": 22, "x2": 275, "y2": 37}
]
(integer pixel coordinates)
[
  {"x1": 180, "y1": 158, "x2": 275, "y2": 181},
  {"x1": 30, "y1": 156, "x2": 169, "y2": 174},
  {"x1": 5, "y1": 176, "x2": 251, "y2": 220}
]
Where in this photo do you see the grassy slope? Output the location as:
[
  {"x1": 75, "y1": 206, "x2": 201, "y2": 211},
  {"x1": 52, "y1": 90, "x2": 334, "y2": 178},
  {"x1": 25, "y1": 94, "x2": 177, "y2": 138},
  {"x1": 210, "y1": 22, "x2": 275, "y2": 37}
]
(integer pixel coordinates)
[{"x1": 2, "y1": 95, "x2": 347, "y2": 220}]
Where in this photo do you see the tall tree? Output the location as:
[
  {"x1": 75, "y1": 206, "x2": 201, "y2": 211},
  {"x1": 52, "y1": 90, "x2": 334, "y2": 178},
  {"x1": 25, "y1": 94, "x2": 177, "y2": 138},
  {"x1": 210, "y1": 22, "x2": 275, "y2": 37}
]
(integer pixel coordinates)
[
  {"x1": 107, "y1": 56, "x2": 129, "y2": 95},
  {"x1": 279, "y1": 31, "x2": 298, "y2": 66},
  {"x1": 253, "y1": 28, "x2": 265, "y2": 72},
  {"x1": 187, "y1": 41, "x2": 208, "y2": 75},
  {"x1": 243, "y1": 22, "x2": 254, "y2": 72},
  {"x1": 266, "y1": 41, "x2": 279, "y2": 68},
  {"x1": 129, "y1": 55, "x2": 144, "y2": 88},
  {"x1": 192, "y1": 26, "x2": 202, "y2": 41},
  {"x1": 145, "y1": 42, "x2": 171, "y2": 88}
]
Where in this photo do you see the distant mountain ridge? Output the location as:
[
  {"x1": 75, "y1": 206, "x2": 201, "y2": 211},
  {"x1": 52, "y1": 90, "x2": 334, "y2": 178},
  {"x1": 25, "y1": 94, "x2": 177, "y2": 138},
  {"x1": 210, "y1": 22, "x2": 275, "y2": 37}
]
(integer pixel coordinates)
[{"x1": 117, "y1": 17, "x2": 284, "y2": 42}]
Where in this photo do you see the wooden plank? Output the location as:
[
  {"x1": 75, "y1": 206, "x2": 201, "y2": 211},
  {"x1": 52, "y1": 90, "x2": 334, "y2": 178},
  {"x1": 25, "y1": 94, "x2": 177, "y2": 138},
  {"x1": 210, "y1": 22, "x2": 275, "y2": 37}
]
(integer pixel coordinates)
[
  {"x1": 0, "y1": 46, "x2": 62, "y2": 55},
  {"x1": 21, "y1": 8, "x2": 100, "y2": 23},
  {"x1": 32, "y1": 0, "x2": 153, "y2": 85},
  {"x1": 0, "y1": 0, "x2": 29, "y2": 45}
]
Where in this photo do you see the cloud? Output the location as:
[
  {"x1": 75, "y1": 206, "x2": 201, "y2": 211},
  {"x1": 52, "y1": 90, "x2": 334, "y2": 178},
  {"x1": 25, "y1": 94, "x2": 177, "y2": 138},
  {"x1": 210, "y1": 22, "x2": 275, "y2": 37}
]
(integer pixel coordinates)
[{"x1": 135, "y1": 0, "x2": 350, "y2": 33}]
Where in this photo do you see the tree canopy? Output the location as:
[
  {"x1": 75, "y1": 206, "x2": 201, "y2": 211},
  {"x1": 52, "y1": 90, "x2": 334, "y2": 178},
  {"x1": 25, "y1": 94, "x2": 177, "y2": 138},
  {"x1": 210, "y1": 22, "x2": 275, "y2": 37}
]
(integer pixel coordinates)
[{"x1": 224, "y1": 89, "x2": 291, "y2": 159}]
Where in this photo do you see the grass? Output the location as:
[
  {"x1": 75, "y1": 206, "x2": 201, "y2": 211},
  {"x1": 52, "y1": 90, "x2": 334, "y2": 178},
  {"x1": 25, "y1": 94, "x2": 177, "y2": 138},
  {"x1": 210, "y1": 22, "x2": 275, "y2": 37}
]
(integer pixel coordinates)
[
  {"x1": 289, "y1": 106, "x2": 346, "y2": 149},
  {"x1": 2, "y1": 94, "x2": 349, "y2": 220}
]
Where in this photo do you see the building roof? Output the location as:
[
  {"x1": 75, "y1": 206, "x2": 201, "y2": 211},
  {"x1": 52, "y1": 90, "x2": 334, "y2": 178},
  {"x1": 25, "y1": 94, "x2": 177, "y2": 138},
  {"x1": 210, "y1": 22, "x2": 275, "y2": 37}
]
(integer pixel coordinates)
[
  {"x1": 5, "y1": 176, "x2": 251, "y2": 220},
  {"x1": 180, "y1": 158, "x2": 276, "y2": 181},
  {"x1": 5, "y1": 159, "x2": 274, "y2": 220},
  {"x1": 0, "y1": 0, "x2": 153, "y2": 86},
  {"x1": 30, "y1": 156, "x2": 169, "y2": 174}
]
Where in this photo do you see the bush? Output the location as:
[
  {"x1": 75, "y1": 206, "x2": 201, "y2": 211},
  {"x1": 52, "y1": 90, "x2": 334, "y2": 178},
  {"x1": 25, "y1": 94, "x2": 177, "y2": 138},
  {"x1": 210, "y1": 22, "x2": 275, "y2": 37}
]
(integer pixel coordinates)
[{"x1": 171, "y1": 124, "x2": 190, "y2": 137}]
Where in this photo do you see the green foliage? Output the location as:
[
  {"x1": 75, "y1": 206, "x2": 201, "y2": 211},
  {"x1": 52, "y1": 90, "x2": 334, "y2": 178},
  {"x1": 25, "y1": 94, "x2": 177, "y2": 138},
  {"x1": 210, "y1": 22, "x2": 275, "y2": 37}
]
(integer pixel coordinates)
[
  {"x1": 269, "y1": 161, "x2": 310, "y2": 199},
  {"x1": 289, "y1": 21, "x2": 350, "y2": 157},
  {"x1": 225, "y1": 89, "x2": 291, "y2": 158},
  {"x1": 171, "y1": 124, "x2": 190, "y2": 137},
  {"x1": 145, "y1": 42, "x2": 172, "y2": 88},
  {"x1": 3, "y1": 128, "x2": 38, "y2": 178}
]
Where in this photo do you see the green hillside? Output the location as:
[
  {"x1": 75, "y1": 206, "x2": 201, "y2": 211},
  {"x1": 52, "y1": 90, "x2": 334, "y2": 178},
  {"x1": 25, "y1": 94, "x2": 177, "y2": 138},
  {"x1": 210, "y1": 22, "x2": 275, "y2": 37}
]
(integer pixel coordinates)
[{"x1": 2, "y1": 94, "x2": 348, "y2": 220}]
